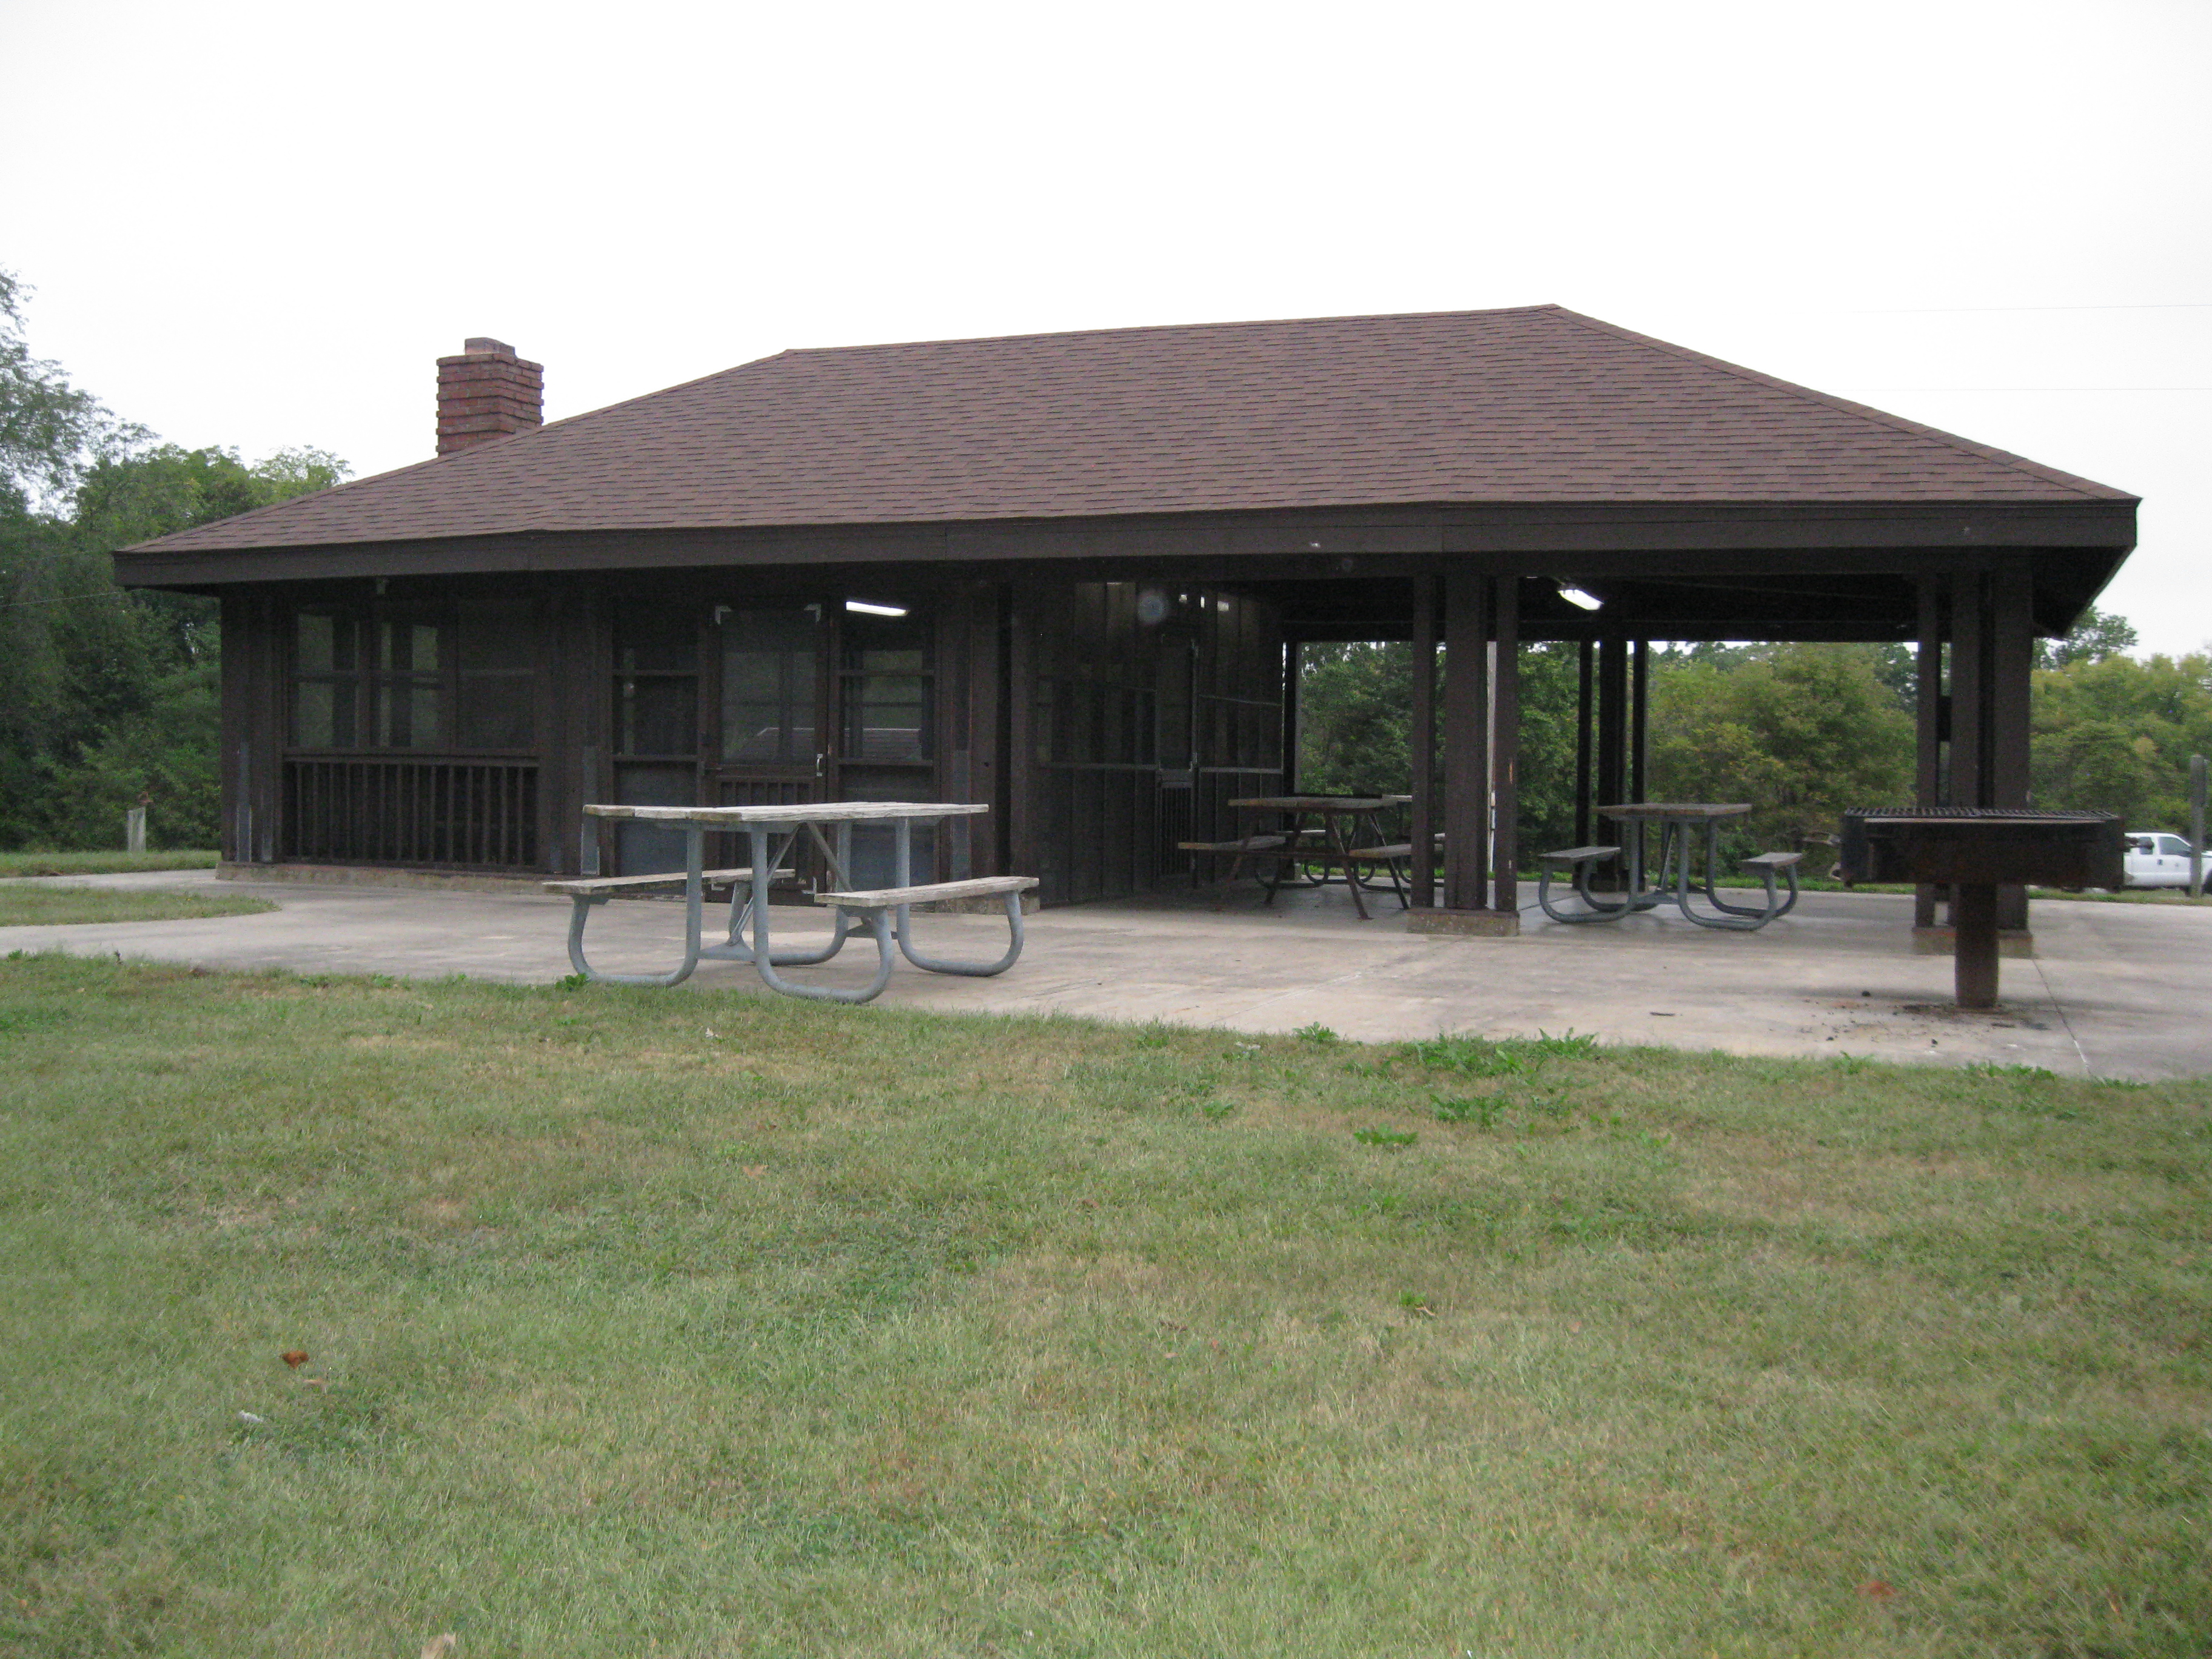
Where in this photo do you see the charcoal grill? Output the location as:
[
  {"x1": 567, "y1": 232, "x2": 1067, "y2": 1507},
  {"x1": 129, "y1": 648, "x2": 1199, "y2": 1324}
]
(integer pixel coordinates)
[{"x1": 1838, "y1": 808, "x2": 2122, "y2": 1009}]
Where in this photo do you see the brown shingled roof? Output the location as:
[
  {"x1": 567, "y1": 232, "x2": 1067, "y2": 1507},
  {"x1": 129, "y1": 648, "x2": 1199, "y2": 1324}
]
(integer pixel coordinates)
[{"x1": 129, "y1": 304, "x2": 2131, "y2": 555}]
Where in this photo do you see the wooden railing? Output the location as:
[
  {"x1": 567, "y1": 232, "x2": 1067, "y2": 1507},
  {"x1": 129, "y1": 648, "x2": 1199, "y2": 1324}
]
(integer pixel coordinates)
[{"x1": 282, "y1": 757, "x2": 538, "y2": 869}]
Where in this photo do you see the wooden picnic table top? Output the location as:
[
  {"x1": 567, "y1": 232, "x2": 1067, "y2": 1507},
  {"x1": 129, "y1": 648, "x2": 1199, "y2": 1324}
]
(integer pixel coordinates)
[
  {"x1": 584, "y1": 801, "x2": 989, "y2": 825},
  {"x1": 1228, "y1": 796, "x2": 1394, "y2": 813},
  {"x1": 1597, "y1": 802, "x2": 1752, "y2": 821}
]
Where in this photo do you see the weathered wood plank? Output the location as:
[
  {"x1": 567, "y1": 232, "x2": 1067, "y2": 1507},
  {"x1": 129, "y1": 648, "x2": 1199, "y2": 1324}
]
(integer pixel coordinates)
[
  {"x1": 816, "y1": 876, "x2": 1039, "y2": 909},
  {"x1": 543, "y1": 866, "x2": 786, "y2": 895}
]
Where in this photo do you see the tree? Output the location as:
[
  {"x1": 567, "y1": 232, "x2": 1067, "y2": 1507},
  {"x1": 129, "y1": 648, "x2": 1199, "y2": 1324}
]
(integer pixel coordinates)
[
  {"x1": 2031, "y1": 652, "x2": 2212, "y2": 829},
  {"x1": 0, "y1": 268, "x2": 128, "y2": 507},
  {"x1": 2036, "y1": 603, "x2": 2139, "y2": 671},
  {"x1": 0, "y1": 266, "x2": 346, "y2": 848},
  {"x1": 1295, "y1": 640, "x2": 1581, "y2": 854},
  {"x1": 1646, "y1": 643, "x2": 1914, "y2": 868}
]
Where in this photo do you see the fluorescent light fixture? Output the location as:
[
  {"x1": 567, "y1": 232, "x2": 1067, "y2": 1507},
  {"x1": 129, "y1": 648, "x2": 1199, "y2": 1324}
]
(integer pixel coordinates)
[
  {"x1": 1558, "y1": 585, "x2": 1603, "y2": 611},
  {"x1": 844, "y1": 599, "x2": 908, "y2": 617}
]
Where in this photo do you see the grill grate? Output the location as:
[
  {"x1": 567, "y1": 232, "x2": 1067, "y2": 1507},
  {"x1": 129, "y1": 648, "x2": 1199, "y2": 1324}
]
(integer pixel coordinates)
[{"x1": 1845, "y1": 806, "x2": 2116, "y2": 821}]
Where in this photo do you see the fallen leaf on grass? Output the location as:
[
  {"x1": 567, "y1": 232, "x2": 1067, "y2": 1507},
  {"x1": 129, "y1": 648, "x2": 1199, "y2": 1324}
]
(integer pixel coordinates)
[
  {"x1": 1858, "y1": 1580, "x2": 1897, "y2": 1601},
  {"x1": 280, "y1": 1350, "x2": 309, "y2": 1369},
  {"x1": 421, "y1": 1636, "x2": 458, "y2": 1658}
]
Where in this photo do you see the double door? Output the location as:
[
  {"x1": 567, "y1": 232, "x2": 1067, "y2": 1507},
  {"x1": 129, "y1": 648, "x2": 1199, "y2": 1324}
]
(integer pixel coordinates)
[{"x1": 611, "y1": 598, "x2": 938, "y2": 885}]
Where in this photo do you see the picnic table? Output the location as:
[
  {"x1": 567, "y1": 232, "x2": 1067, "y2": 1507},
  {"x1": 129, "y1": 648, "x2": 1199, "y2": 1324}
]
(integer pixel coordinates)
[
  {"x1": 1537, "y1": 802, "x2": 1801, "y2": 931},
  {"x1": 548, "y1": 802, "x2": 1036, "y2": 1004},
  {"x1": 1219, "y1": 796, "x2": 1401, "y2": 919}
]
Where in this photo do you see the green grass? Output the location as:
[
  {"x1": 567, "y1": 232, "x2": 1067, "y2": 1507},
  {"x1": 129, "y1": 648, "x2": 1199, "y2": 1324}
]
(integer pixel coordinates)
[
  {"x1": 1, "y1": 956, "x2": 2207, "y2": 1657},
  {"x1": 0, "y1": 849, "x2": 220, "y2": 879},
  {"x1": 0, "y1": 887, "x2": 274, "y2": 926}
]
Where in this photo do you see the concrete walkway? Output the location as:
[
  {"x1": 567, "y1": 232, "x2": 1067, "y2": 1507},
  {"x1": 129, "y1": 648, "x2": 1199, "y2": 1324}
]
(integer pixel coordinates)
[{"x1": 8, "y1": 869, "x2": 2210, "y2": 1079}]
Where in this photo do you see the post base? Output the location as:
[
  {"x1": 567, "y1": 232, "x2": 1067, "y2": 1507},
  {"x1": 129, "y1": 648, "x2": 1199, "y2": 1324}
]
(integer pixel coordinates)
[{"x1": 1406, "y1": 907, "x2": 1521, "y2": 937}]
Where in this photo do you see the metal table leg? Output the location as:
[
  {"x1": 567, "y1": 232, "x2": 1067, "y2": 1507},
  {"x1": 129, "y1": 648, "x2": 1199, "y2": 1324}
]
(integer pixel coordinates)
[
  {"x1": 888, "y1": 814, "x2": 1027, "y2": 976},
  {"x1": 743, "y1": 822, "x2": 898, "y2": 1004},
  {"x1": 565, "y1": 827, "x2": 709, "y2": 986}
]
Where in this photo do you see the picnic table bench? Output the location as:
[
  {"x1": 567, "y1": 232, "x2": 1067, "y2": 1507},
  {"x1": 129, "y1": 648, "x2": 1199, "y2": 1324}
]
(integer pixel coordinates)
[{"x1": 1535, "y1": 806, "x2": 1801, "y2": 930}]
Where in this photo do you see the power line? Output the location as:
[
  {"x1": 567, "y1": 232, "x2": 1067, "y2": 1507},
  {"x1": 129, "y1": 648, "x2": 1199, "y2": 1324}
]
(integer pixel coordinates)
[
  {"x1": 0, "y1": 587, "x2": 167, "y2": 612},
  {"x1": 1845, "y1": 302, "x2": 2212, "y2": 315}
]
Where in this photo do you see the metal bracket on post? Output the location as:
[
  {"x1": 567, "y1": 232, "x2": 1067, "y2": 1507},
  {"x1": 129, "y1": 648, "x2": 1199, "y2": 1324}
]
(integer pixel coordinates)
[{"x1": 580, "y1": 746, "x2": 602, "y2": 876}]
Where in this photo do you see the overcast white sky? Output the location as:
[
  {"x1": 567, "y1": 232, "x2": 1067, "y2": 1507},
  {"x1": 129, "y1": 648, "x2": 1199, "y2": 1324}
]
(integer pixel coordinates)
[{"x1": 4, "y1": 0, "x2": 2206, "y2": 649}]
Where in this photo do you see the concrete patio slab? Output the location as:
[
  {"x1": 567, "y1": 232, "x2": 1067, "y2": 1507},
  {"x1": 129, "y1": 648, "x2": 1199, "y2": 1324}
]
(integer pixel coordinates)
[{"x1": 6, "y1": 870, "x2": 2208, "y2": 1079}]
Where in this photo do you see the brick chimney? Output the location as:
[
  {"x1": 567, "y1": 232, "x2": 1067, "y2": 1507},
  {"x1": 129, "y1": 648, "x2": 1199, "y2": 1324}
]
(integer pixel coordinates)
[{"x1": 435, "y1": 337, "x2": 543, "y2": 455}]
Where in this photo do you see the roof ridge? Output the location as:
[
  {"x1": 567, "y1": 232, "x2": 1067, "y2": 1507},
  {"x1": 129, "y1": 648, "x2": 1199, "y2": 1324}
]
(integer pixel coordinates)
[
  {"x1": 1543, "y1": 307, "x2": 2135, "y2": 503},
  {"x1": 779, "y1": 303, "x2": 1568, "y2": 360}
]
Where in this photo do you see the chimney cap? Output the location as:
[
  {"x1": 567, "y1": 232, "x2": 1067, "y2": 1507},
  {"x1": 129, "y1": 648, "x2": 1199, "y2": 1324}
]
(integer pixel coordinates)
[{"x1": 462, "y1": 336, "x2": 517, "y2": 355}]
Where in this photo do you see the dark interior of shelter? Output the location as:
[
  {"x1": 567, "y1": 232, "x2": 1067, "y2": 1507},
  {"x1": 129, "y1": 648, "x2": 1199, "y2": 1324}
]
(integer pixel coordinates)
[{"x1": 234, "y1": 574, "x2": 1293, "y2": 907}]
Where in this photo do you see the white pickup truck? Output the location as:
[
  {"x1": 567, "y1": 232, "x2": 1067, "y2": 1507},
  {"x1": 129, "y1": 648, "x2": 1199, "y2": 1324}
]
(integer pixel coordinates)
[{"x1": 2123, "y1": 831, "x2": 2211, "y2": 889}]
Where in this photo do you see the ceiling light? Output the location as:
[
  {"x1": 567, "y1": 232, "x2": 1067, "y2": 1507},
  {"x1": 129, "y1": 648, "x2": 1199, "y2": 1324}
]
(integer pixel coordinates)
[
  {"x1": 1558, "y1": 585, "x2": 1603, "y2": 611},
  {"x1": 844, "y1": 599, "x2": 908, "y2": 617}
]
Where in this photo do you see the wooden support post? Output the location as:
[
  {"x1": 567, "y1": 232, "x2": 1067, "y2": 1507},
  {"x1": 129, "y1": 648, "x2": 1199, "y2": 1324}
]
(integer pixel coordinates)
[
  {"x1": 965, "y1": 583, "x2": 1005, "y2": 877},
  {"x1": 1573, "y1": 638, "x2": 1594, "y2": 849},
  {"x1": 1914, "y1": 578, "x2": 1944, "y2": 929},
  {"x1": 1990, "y1": 566, "x2": 2035, "y2": 931},
  {"x1": 1491, "y1": 576, "x2": 1520, "y2": 916},
  {"x1": 1594, "y1": 635, "x2": 1627, "y2": 887},
  {"x1": 1951, "y1": 572, "x2": 1987, "y2": 809},
  {"x1": 223, "y1": 592, "x2": 283, "y2": 865},
  {"x1": 2192, "y1": 755, "x2": 2207, "y2": 900},
  {"x1": 1004, "y1": 586, "x2": 1036, "y2": 890},
  {"x1": 1409, "y1": 575, "x2": 1439, "y2": 912},
  {"x1": 1281, "y1": 640, "x2": 1302, "y2": 795},
  {"x1": 1442, "y1": 574, "x2": 1489, "y2": 911},
  {"x1": 1954, "y1": 883, "x2": 2001, "y2": 1009},
  {"x1": 1629, "y1": 640, "x2": 1649, "y2": 803},
  {"x1": 1628, "y1": 638, "x2": 1651, "y2": 880},
  {"x1": 219, "y1": 594, "x2": 250, "y2": 864}
]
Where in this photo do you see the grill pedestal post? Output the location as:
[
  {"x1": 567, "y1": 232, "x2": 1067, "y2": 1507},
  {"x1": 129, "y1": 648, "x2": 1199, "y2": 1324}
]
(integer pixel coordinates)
[{"x1": 1953, "y1": 883, "x2": 2000, "y2": 1010}]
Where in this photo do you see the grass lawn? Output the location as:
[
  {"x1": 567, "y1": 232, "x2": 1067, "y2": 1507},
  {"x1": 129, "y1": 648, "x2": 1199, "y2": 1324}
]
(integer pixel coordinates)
[
  {"x1": 1, "y1": 956, "x2": 2205, "y2": 1657},
  {"x1": 0, "y1": 888, "x2": 275, "y2": 927},
  {"x1": 0, "y1": 850, "x2": 220, "y2": 879}
]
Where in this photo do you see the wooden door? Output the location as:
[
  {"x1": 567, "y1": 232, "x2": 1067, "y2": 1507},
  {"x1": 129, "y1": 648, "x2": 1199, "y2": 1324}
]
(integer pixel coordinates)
[{"x1": 706, "y1": 602, "x2": 829, "y2": 810}]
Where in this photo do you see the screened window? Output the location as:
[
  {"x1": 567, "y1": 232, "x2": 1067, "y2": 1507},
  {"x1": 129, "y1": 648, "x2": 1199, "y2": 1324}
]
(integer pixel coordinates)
[
  {"x1": 839, "y1": 609, "x2": 932, "y2": 763},
  {"x1": 720, "y1": 607, "x2": 820, "y2": 764},
  {"x1": 289, "y1": 603, "x2": 537, "y2": 752},
  {"x1": 614, "y1": 608, "x2": 699, "y2": 759}
]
